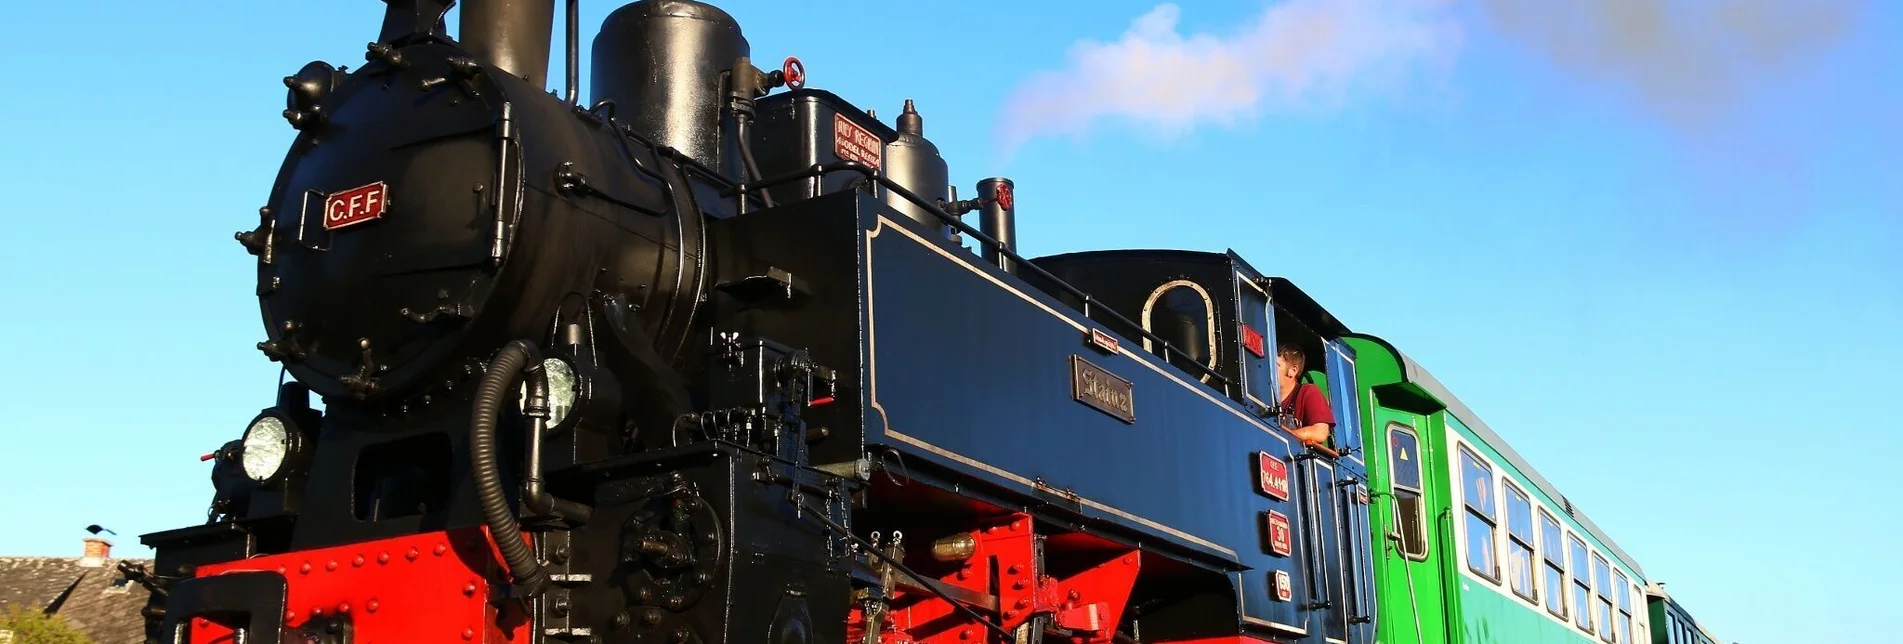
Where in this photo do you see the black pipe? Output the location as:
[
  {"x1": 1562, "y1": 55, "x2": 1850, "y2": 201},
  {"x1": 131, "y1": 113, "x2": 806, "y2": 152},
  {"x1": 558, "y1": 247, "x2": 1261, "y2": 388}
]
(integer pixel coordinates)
[
  {"x1": 470, "y1": 340, "x2": 551, "y2": 598},
  {"x1": 462, "y1": 0, "x2": 556, "y2": 87},
  {"x1": 564, "y1": 0, "x2": 578, "y2": 104}
]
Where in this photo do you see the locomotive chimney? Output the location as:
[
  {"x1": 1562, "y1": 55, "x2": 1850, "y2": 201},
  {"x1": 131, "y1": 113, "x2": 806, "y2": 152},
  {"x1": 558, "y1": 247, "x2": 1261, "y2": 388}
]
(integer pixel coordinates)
[
  {"x1": 978, "y1": 177, "x2": 1017, "y2": 275},
  {"x1": 461, "y1": 0, "x2": 556, "y2": 88}
]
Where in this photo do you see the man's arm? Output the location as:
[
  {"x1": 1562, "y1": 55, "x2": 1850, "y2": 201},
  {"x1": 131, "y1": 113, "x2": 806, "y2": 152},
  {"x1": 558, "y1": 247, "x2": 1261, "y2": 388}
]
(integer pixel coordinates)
[{"x1": 1291, "y1": 422, "x2": 1331, "y2": 445}]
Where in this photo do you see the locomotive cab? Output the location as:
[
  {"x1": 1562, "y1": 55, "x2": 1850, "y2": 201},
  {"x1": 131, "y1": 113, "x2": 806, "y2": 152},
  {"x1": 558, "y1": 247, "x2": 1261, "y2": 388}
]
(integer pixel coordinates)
[{"x1": 1028, "y1": 250, "x2": 1362, "y2": 454}]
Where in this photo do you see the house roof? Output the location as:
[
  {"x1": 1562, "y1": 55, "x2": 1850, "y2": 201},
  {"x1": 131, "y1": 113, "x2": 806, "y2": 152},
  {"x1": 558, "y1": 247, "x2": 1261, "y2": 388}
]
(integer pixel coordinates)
[{"x1": 0, "y1": 553, "x2": 152, "y2": 644}]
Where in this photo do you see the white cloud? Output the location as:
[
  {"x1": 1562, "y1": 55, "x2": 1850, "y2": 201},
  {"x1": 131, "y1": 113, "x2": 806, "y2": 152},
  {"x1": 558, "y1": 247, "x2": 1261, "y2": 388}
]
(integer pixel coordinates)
[{"x1": 994, "y1": 0, "x2": 1464, "y2": 154}]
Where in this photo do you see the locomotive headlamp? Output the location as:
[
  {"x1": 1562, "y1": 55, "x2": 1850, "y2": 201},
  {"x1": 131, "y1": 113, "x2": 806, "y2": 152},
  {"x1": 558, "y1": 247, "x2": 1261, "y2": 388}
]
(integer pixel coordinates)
[
  {"x1": 240, "y1": 414, "x2": 299, "y2": 483},
  {"x1": 519, "y1": 357, "x2": 578, "y2": 428}
]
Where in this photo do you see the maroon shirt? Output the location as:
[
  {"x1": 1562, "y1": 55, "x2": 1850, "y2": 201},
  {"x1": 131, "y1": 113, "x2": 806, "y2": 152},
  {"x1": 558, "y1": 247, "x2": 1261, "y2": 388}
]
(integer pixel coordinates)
[{"x1": 1281, "y1": 382, "x2": 1336, "y2": 428}]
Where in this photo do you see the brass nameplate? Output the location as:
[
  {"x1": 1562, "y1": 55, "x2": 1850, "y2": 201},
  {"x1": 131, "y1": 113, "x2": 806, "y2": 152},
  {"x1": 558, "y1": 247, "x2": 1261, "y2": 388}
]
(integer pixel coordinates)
[{"x1": 1071, "y1": 355, "x2": 1135, "y2": 424}]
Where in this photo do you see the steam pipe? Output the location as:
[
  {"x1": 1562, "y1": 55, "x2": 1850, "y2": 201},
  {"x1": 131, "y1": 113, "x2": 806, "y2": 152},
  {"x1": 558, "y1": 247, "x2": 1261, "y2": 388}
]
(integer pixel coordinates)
[
  {"x1": 978, "y1": 177, "x2": 1017, "y2": 275},
  {"x1": 462, "y1": 0, "x2": 556, "y2": 88},
  {"x1": 470, "y1": 340, "x2": 551, "y2": 598}
]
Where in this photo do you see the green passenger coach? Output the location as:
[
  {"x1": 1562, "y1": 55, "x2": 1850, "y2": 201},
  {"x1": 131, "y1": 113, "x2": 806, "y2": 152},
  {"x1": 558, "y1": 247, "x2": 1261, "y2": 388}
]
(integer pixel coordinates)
[
  {"x1": 1338, "y1": 334, "x2": 1654, "y2": 644},
  {"x1": 1646, "y1": 585, "x2": 1721, "y2": 644}
]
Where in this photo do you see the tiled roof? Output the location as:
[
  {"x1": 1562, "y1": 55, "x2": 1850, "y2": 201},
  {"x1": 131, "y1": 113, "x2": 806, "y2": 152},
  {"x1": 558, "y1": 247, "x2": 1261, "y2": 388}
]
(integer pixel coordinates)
[{"x1": 0, "y1": 556, "x2": 152, "y2": 644}]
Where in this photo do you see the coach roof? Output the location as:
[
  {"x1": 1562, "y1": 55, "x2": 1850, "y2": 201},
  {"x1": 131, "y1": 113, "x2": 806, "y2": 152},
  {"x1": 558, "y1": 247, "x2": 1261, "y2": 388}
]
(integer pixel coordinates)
[{"x1": 1351, "y1": 334, "x2": 1646, "y2": 578}]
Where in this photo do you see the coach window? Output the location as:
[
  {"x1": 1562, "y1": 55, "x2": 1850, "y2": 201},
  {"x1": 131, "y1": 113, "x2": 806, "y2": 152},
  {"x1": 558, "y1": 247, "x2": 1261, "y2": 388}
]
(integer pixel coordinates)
[
  {"x1": 1539, "y1": 510, "x2": 1567, "y2": 619},
  {"x1": 1502, "y1": 481, "x2": 1537, "y2": 604},
  {"x1": 1593, "y1": 554, "x2": 1615, "y2": 643},
  {"x1": 1631, "y1": 583, "x2": 1647, "y2": 644},
  {"x1": 1458, "y1": 446, "x2": 1499, "y2": 582},
  {"x1": 1664, "y1": 614, "x2": 1677, "y2": 644},
  {"x1": 1570, "y1": 535, "x2": 1594, "y2": 634},
  {"x1": 1614, "y1": 572, "x2": 1633, "y2": 644},
  {"x1": 1389, "y1": 424, "x2": 1428, "y2": 560}
]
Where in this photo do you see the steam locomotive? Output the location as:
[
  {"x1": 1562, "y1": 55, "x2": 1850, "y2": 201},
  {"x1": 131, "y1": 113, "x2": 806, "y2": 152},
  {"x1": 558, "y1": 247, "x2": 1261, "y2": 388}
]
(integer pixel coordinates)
[{"x1": 133, "y1": 1, "x2": 1385, "y2": 643}]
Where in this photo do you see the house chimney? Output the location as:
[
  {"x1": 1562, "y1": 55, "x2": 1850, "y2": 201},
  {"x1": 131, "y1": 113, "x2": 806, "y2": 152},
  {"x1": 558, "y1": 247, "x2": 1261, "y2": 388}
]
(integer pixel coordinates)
[{"x1": 80, "y1": 538, "x2": 111, "y2": 567}]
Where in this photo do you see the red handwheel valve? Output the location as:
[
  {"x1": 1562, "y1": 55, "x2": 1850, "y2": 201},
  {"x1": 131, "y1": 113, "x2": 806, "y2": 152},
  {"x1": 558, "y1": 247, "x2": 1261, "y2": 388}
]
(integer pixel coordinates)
[{"x1": 782, "y1": 56, "x2": 806, "y2": 90}]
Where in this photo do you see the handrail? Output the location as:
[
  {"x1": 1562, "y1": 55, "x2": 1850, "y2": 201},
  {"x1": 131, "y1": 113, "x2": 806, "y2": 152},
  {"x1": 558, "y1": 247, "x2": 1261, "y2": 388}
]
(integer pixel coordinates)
[
  {"x1": 727, "y1": 161, "x2": 1239, "y2": 395},
  {"x1": 1302, "y1": 440, "x2": 1341, "y2": 459},
  {"x1": 585, "y1": 111, "x2": 1241, "y2": 396}
]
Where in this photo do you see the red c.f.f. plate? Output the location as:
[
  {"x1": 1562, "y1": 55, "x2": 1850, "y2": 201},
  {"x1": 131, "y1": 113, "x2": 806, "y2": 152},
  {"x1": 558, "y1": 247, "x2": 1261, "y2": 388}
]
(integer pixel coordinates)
[{"x1": 323, "y1": 181, "x2": 389, "y2": 231}]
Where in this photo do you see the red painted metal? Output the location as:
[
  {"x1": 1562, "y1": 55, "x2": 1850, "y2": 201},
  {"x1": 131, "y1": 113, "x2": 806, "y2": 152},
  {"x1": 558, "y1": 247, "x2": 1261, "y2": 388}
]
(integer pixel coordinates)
[
  {"x1": 1264, "y1": 511, "x2": 1292, "y2": 557},
  {"x1": 1255, "y1": 451, "x2": 1289, "y2": 501},
  {"x1": 1240, "y1": 323, "x2": 1265, "y2": 358},
  {"x1": 848, "y1": 513, "x2": 1143, "y2": 644},
  {"x1": 321, "y1": 181, "x2": 390, "y2": 231},
  {"x1": 188, "y1": 527, "x2": 533, "y2": 644},
  {"x1": 1041, "y1": 547, "x2": 1141, "y2": 643}
]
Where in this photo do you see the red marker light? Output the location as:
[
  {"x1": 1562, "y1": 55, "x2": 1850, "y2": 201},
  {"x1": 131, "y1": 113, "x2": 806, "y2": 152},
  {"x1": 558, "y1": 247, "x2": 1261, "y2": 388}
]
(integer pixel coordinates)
[{"x1": 200, "y1": 452, "x2": 217, "y2": 462}]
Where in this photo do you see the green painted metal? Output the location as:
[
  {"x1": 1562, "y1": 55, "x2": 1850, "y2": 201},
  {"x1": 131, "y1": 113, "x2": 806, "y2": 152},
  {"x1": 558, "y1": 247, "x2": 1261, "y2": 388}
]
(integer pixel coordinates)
[{"x1": 1342, "y1": 335, "x2": 1654, "y2": 644}]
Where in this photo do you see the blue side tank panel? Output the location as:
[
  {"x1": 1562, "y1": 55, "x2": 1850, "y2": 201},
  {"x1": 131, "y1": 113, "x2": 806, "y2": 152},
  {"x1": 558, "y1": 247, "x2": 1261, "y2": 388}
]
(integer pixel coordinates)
[{"x1": 854, "y1": 204, "x2": 1374, "y2": 642}]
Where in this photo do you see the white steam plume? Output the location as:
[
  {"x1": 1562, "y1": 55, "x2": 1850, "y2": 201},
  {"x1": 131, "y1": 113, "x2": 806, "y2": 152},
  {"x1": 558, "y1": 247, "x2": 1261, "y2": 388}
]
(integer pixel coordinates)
[
  {"x1": 1478, "y1": 0, "x2": 1866, "y2": 128},
  {"x1": 993, "y1": 0, "x2": 1465, "y2": 155}
]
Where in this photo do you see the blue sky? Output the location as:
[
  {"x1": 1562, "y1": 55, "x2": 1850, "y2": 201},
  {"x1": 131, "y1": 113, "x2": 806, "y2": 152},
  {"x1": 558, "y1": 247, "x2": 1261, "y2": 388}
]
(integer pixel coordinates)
[{"x1": 0, "y1": 0, "x2": 1895, "y2": 640}]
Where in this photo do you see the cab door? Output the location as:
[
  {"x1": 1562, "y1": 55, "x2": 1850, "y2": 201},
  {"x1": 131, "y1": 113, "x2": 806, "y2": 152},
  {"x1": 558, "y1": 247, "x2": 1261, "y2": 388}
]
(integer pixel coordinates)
[{"x1": 1322, "y1": 340, "x2": 1377, "y2": 643}]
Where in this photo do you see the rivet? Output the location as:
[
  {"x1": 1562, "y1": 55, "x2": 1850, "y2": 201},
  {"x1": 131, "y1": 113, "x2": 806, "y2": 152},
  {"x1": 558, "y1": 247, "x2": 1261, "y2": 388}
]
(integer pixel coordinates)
[
  {"x1": 196, "y1": 619, "x2": 208, "y2": 628},
  {"x1": 464, "y1": 583, "x2": 477, "y2": 596},
  {"x1": 435, "y1": 544, "x2": 448, "y2": 556},
  {"x1": 1068, "y1": 590, "x2": 1081, "y2": 601},
  {"x1": 960, "y1": 630, "x2": 973, "y2": 640},
  {"x1": 378, "y1": 552, "x2": 390, "y2": 564},
  {"x1": 462, "y1": 629, "x2": 475, "y2": 640},
  {"x1": 276, "y1": 566, "x2": 287, "y2": 574},
  {"x1": 1122, "y1": 554, "x2": 1135, "y2": 565},
  {"x1": 312, "y1": 607, "x2": 324, "y2": 617},
  {"x1": 367, "y1": 600, "x2": 380, "y2": 613},
  {"x1": 1007, "y1": 565, "x2": 1021, "y2": 575},
  {"x1": 300, "y1": 563, "x2": 311, "y2": 574},
  {"x1": 285, "y1": 611, "x2": 297, "y2": 621},
  {"x1": 1014, "y1": 600, "x2": 1029, "y2": 610},
  {"x1": 326, "y1": 560, "x2": 338, "y2": 571},
  {"x1": 337, "y1": 602, "x2": 351, "y2": 614},
  {"x1": 956, "y1": 570, "x2": 969, "y2": 581},
  {"x1": 353, "y1": 555, "x2": 366, "y2": 567},
  {"x1": 407, "y1": 548, "x2": 420, "y2": 560},
  {"x1": 1012, "y1": 580, "x2": 1026, "y2": 590}
]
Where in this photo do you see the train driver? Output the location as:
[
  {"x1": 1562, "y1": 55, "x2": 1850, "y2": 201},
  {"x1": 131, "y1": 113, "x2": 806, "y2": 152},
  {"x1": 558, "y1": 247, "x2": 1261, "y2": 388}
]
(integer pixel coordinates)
[{"x1": 1276, "y1": 341, "x2": 1335, "y2": 447}]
